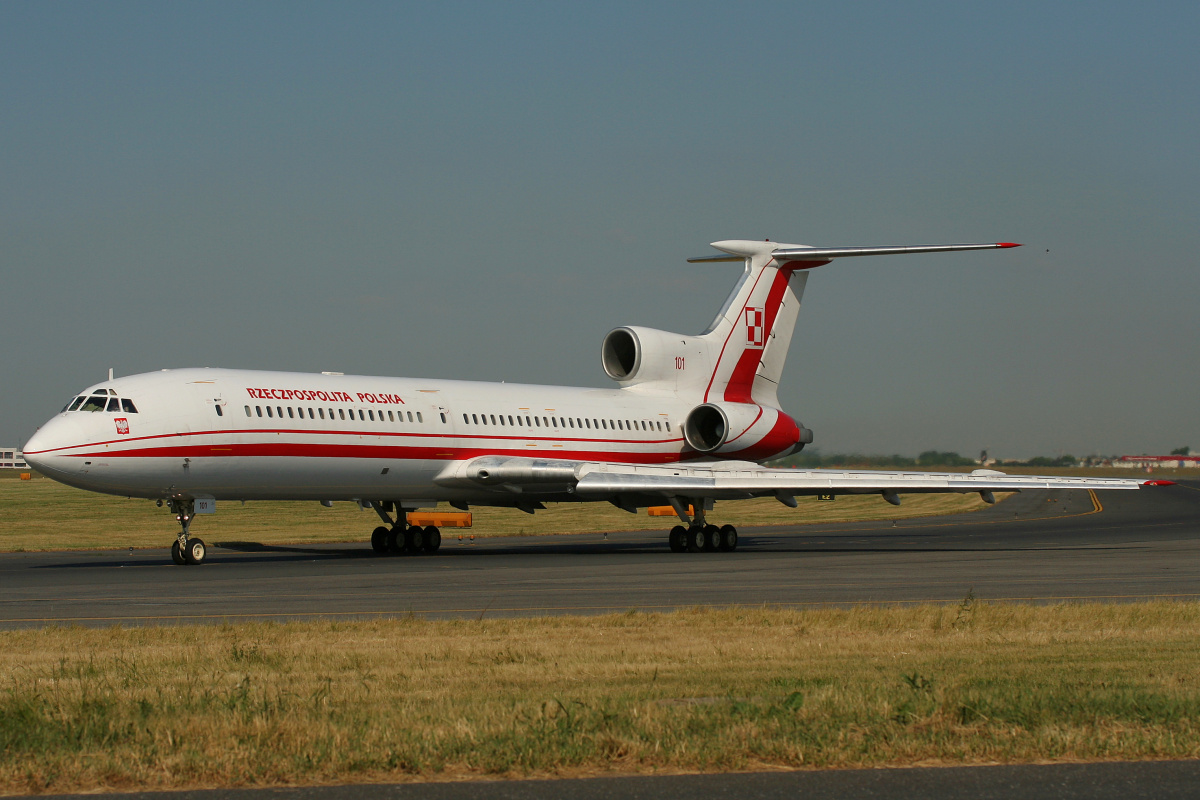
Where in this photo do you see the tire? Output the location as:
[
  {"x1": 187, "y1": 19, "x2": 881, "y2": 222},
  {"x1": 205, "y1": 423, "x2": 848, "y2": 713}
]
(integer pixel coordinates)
[
  {"x1": 422, "y1": 526, "x2": 441, "y2": 553},
  {"x1": 405, "y1": 526, "x2": 425, "y2": 554},
  {"x1": 371, "y1": 526, "x2": 389, "y2": 554},
  {"x1": 719, "y1": 524, "x2": 738, "y2": 552},
  {"x1": 171, "y1": 540, "x2": 187, "y2": 565},
  {"x1": 702, "y1": 524, "x2": 720, "y2": 552},
  {"x1": 184, "y1": 537, "x2": 206, "y2": 565},
  {"x1": 669, "y1": 525, "x2": 687, "y2": 553},
  {"x1": 386, "y1": 527, "x2": 403, "y2": 554},
  {"x1": 687, "y1": 526, "x2": 706, "y2": 553}
]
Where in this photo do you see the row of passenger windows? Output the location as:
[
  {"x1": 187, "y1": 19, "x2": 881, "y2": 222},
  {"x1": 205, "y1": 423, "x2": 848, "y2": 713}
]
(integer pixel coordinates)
[
  {"x1": 65, "y1": 392, "x2": 138, "y2": 414},
  {"x1": 462, "y1": 413, "x2": 670, "y2": 433},
  {"x1": 242, "y1": 405, "x2": 431, "y2": 424},
  {"x1": 230, "y1": 403, "x2": 671, "y2": 435}
]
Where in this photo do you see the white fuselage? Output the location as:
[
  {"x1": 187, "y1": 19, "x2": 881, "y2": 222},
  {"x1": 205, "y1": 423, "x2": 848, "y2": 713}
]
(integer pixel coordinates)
[{"x1": 23, "y1": 367, "x2": 748, "y2": 505}]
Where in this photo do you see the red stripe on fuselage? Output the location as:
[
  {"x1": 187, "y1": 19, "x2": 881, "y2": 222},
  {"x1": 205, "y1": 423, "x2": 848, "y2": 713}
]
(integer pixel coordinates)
[
  {"x1": 64, "y1": 441, "x2": 692, "y2": 465},
  {"x1": 25, "y1": 427, "x2": 681, "y2": 456}
]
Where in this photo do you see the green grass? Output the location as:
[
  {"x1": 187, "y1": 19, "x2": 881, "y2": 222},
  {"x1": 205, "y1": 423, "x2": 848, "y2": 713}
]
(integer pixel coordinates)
[{"x1": 1, "y1": 602, "x2": 1198, "y2": 793}]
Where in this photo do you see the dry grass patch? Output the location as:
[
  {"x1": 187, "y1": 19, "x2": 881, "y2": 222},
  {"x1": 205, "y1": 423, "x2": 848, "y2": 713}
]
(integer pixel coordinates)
[
  {"x1": 0, "y1": 472, "x2": 1003, "y2": 552},
  {"x1": 1, "y1": 601, "x2": 1199, "y2": 794}
]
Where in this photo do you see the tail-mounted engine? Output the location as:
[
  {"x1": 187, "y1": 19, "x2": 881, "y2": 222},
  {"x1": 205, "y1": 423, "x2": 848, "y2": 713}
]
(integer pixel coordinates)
[
  {"x1": 683, "y1": 402, "x2": 814, "y2": 460},
  {"x1": 602, "y1": 326, "x2": 711, "y2": 391}
]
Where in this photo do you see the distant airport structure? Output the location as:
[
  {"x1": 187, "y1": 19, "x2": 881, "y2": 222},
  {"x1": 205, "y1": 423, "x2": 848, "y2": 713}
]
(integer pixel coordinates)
[
  {"x1": 1117, "y1": 455, "x2": 1199, "y2": 469},
  {"x1": 0, "y1": 448, "x2": 29, "y2": 469}
]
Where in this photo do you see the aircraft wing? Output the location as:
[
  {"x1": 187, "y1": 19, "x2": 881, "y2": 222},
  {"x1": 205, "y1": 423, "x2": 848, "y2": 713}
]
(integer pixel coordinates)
[{"x1": 436, "y1": 457, "x2": 1147, "y2": 516}]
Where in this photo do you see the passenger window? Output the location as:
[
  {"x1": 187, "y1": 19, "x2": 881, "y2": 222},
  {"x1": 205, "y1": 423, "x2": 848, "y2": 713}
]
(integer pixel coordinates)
[
  {"x1": 215, "y1": 405, "x2": 223, "y2": 417},
  {"x1": 359, "y1": 410, "x2": 366, "y2": 421},
  {"x1": 417, "y1": 412, "x2": 422, "y2": 423},
  {"x1": 338, "y1": 409, "x2": 345, "y2": 420},
  {"x1": 585, "y1": 419, "x2": 591, "y2": 429},
  {"x1": 288, "y1": 407, "x2": 295, "y2": 419},
  {"x1": 369, "y1": 410, "x2": 376, "y2": 421},
  {"x1": 498, "y1": 415, "x2": 505, "y2": 426},
  {"x1": 440, "y1": 413, "x2": 447, "y2": 423},
  {"x1": 256, "y1": 406, "x2": 263, "y2": 417},
  {"x1": 472, "y1": 414, "x2": 478, "y2": 424},
  {"x1": 463, "y1": 414, "x2": 470, "y2": 424},
  {"x1": 276, "y1": 406, "x2": 283, "y2": 417},
  {"x1": 319, "y1": 408, "x2": 325, "y2": 420},
  {"x1": 551, "y1": 417, "x2": 557, "y2": 427},
  {"x1": 388, "y1": 410, "x2": 394, "y2": 422},
  {"x1": 266, "y1": 407, "x2": 274, "y2": 418},
  {"x1": 408, "y1": 411, "x2": 415, "y2": 422},
  {"x1": 245, "y1": 406, "x2": 251, "y2": 417},
  {"x1": 534, "y1": 417, "x2": 540, "y2": 427}
]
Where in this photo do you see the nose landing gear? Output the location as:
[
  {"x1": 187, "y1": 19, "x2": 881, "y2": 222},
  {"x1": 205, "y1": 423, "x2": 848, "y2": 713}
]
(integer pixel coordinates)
[{"x1": 167, "y1": 497, "x2": 206, "y2": 565}]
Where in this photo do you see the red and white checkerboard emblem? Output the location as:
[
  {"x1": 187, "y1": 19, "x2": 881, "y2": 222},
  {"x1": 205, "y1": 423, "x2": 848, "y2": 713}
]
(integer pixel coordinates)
[
  {"x1": 114, "y1": 417, "x2": 130, "y2": 435},
  {"x1": 744, "y1": 307, "x2": 765, "y2": 348}
]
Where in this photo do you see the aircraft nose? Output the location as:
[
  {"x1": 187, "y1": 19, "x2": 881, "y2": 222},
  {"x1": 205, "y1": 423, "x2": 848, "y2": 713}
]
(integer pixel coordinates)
[
  {"x1": 22, "y1": 418, "x2": 70, "y2": 476},
  {"x1": 22, "y1": 429, "x2": 51, "y2": 472}
]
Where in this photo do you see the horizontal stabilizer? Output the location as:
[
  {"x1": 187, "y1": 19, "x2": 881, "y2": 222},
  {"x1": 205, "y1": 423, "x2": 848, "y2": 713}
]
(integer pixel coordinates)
[{"x1": 688, "y1": 242, "x2": 1020, "y2": 263}]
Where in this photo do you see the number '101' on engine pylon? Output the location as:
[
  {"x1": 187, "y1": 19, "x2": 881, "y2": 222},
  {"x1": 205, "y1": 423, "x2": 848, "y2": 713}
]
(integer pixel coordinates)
[{"x1": 22, "y1": 238, "x2": 1149, "y2": 565}]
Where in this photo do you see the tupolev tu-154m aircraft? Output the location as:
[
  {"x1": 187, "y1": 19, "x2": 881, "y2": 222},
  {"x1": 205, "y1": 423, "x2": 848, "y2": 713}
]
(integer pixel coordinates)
[{"x1": 23, "y1": 238, "x2": 1151, "y2": 566}]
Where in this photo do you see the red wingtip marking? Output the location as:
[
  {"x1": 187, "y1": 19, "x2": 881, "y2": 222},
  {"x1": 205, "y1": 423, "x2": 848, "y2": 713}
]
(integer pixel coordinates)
[
  {"x1": 1143, "y1": 479, "x2": 1176, "y2": 486},
  {"x1": 997, "y1": 242, "x2": 1022, "y2": 248}
]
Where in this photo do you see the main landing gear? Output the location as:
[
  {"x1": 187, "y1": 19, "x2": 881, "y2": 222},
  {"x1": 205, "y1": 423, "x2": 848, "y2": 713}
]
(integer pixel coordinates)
[
  {"x1": 370, "y1": 502, "x2": 441, "y2": 556},
  {"x1": 669, "y1": 523, "x2": 738, "y2": 553},
  {"x1": 666, "y1": 500, "x2": 738, "y2": 553},
  {"x1": 167, "y1": 497, "x2": 207, "y2": 566}
]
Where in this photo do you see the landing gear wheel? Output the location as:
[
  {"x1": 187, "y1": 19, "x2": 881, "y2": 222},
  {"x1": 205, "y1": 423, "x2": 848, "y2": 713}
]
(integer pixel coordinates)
[
  {"x1": 405, "y1": 526, "x2": 425, "y2": 554},
  {"x1": 422, "y1": 526, "x2": 441, "y2": 553},
  {"x1": 386, "y1": 527, "x2": 403, "y2": 554},
  {"x1": 687, "y1": 526, "x2": 706, "y2": 553},
  {"x1": 184, "y1": 538, "x2": 207, "y2": 565},
  {"x1": 702, "y1": 524, "x2": 720, "y2": 552},
  {"x1": 171, "y1": 540, "x2": 187, "y2": 565},
  {"x1": 718, "y1": 524, "x2": 738, "y2": 552},
  {"x1": 371, "y1": 526, "x2": 389, "y2": 554},
  {"x1": 669, "y1": 526, "x2": 687, "y2": 553}
]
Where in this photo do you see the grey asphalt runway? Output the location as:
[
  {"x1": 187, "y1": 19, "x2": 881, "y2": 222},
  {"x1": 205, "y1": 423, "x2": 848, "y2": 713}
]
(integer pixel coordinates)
[{"x1": 1, "y1": 481, "x2": 1196, "y2": 628}]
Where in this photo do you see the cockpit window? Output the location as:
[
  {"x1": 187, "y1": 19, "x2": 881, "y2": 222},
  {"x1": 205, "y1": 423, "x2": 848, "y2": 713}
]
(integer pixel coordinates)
[
  {"x1": 121, "y1": 399, "x2": 138, "y2": 413},
  {"x1": 80, "y1": 395, "x2": 108, "y2": 412},
  {"x1": 106, "y1": 398, "x2": 121, "y2": 412},
  {"x1": 67, "y1": 396, "x2": 86, "y2": 412}
]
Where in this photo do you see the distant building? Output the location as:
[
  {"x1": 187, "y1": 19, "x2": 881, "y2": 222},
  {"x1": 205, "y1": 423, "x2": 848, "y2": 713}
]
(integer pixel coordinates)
[
  {"x1": 1117, "y1": 455, "x2": 1200, "y2": 469},
  {"x1": 0, "y1": 448, "x2": 29, "y2": 469}
]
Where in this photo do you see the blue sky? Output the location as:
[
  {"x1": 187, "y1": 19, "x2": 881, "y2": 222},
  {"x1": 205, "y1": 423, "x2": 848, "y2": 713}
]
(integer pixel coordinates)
[{"x1": 4, "y1": 1, "x2": 1198, "y2": 458}]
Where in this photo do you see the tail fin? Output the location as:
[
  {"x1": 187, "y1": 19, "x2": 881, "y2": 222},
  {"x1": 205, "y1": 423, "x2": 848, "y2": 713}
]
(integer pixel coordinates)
[
  {"x1": 690, "y1": 239, "x2": 1020, "y2": 407},
  {"x1": 690, "y1": 240, "x2": 825, "y2": 407}
]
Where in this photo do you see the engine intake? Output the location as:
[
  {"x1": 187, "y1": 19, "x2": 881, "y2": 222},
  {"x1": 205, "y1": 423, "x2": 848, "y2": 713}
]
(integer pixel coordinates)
[{"x1": 601, "y1": 328, "x2": 640, "y2": 381}]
